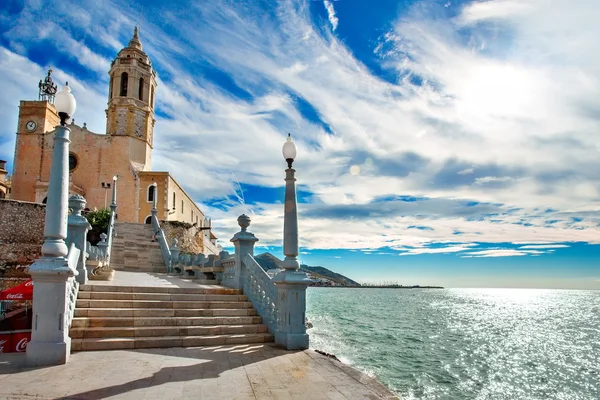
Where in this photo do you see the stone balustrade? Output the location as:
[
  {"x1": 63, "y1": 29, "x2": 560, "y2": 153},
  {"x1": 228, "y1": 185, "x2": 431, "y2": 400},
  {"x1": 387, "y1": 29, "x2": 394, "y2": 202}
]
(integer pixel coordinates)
[{"x1": 222, "y1": 214, "x2": 311, "y2": 350}]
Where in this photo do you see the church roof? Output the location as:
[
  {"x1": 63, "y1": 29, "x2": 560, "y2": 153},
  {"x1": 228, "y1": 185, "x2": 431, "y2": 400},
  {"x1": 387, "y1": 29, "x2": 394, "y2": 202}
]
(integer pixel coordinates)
[{"x1": 128, "y1": 26, "x2": 143, "y2": 51}]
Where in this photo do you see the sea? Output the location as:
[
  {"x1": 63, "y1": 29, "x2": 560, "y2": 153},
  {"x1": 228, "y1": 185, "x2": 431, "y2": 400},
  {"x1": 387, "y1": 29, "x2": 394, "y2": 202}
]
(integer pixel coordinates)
[{"x1": 306, "y1": 287, "x2": 600, "y2": 400}]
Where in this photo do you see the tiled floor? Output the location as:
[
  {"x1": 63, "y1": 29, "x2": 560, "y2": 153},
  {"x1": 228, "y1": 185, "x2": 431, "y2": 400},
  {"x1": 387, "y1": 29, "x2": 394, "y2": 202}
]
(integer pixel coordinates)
[
  {"x1": 88, "y1": 271, "x2": 227, "y2": 289},
  {"x1": 0, "y1": 344, "x2": 398, "y2": 399}
]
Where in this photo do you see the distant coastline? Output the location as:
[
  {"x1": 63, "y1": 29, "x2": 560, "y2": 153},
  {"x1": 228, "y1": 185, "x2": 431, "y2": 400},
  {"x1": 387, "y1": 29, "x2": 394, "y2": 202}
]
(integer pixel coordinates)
[{"x1": 312, "y1": 285, "x2": 445, "y2": 289}]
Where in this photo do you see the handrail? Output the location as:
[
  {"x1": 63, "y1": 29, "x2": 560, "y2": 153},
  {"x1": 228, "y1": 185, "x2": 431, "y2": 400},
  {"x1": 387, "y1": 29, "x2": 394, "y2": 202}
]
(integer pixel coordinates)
[
  {"x1": 151, "y1": 214, "x2": 172, "y2": 272},
  {"x1": 105, "y1": 209, "x2": 116, "y2": 265},
  {"x1": 242, "y1": 254, "x2": 277, "y2": 334},
  {"x1": 66, "y1": 245, "x2": 80, "y2": 330}
]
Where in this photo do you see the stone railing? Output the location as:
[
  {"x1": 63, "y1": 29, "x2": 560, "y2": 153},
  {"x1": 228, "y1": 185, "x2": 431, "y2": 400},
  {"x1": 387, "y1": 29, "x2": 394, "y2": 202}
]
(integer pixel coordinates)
[
  {"x1": 65, "y1": 244, "x2": 81, "y2": 332},
  {"x1": 223, "y1": 214, "x2": 311, "y2": 350},
  {"x1": 169, "y1": 250, "x2": 228, "y2": 284},
  {"x1": 152, "y1": 213, "x2": 172, "y2": 272},
  {"x1": 221, "y1": 257, "x2": 236, "y2": 287},
  {"x1": 242, "y1": 254, "x2": 277, "y2": 334},
  {"x1": 104, "y1": 206, "x2": 117, "y2": 265}
]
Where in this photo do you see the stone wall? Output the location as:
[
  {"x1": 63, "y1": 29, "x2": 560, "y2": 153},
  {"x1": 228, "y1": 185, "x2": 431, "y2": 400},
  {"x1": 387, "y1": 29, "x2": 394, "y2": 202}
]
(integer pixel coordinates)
[
  {"x1": 160, "y1": 221, "x2": 205, "y2": 254},
  {"x1": 0, "y1": 199, "x2": 45, "y2": 277}
]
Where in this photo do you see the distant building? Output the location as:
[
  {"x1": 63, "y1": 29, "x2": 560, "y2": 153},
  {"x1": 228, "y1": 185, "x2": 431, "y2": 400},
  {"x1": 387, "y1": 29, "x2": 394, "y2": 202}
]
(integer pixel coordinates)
[
  {"x1": 9, "y1": 28, "x2": 216, "y2": 251},
  {"x1": 0, "y1": 160, "x2": 9, "y2": 199}
]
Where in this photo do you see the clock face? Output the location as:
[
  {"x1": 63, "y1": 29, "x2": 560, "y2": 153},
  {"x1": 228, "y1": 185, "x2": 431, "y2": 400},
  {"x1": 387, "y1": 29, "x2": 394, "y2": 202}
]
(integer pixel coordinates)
[{"x1": 26, "y1": 120, "x2": 37, "y2": 132}]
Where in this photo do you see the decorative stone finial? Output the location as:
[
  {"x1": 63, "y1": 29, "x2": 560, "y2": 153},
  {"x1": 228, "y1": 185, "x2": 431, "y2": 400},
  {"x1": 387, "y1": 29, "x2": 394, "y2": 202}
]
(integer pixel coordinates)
[
  {"x1": 128, "y1": 26, "x2": 143, "y2": 50},
  {"x1": 68, "y1": 194, "x2": 87, "y2": 216},
  {"x1": 238, "y1": 214, "x2": 251, "y2": 232},
  {"x1": 99, "y1": 233, "x2": 108, "y2": 243}
]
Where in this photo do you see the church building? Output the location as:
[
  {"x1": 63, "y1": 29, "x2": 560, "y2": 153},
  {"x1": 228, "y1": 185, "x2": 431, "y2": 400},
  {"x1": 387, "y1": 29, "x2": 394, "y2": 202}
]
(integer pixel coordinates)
[{"x1": 9, "y1": 28, "x2": 216, "y2": 249}]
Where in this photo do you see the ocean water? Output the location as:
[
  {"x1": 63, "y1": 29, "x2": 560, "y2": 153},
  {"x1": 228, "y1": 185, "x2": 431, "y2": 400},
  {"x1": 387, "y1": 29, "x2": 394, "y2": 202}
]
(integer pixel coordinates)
[{"x1": 306, "y1": 288, "x2": 600, "y2": 399}]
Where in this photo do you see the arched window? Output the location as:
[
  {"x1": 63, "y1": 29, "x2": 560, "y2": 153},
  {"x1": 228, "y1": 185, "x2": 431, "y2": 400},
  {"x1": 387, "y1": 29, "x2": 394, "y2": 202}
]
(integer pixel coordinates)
[
  {"x1": 172, "y1": 192, "x2": 176, "y2": 209},
  {"x1": 120, "y1": 72, "x2": 128, "y2": 96},
  {"x1": 138, "y1": 77, "x2": 144, "y2": 101},
  {"x1": 150, "y1": 86, "x2": 155, "y2": 108},
  {"x1": 147, "y1": 184, "x2": 155, "y2": 202},
  {"x1": 144, "y1": 216, "x2": 152, "y2": 224},
  {"x1": 181, "y1": 200, "x2": 184, "y2": 213},
  {"x1": 109, "y1": 76, "x2": 114, "y2": 99},
  {"x1": 0, "y1": 191, "x2": 5, "y2": 199}
]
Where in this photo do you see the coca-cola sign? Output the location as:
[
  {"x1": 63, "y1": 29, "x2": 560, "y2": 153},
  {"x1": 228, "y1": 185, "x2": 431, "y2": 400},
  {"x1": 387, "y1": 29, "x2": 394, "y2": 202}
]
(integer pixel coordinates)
[
  {"x1": 6, "y1": 294, "x2": 24, "y2": 299},
  {"x1": 15, "y1": 337, "x2": 28, "y2": 352},
  {"x1": 0, "y1": 339, "x2": 7, "y2": 353}
]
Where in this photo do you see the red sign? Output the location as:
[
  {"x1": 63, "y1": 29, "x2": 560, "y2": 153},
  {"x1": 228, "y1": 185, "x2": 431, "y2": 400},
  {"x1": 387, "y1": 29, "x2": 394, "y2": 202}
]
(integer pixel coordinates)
[
  {"x1": 10, "y1": 331, "x2": 31, "y2": 353},
  {"x1": 0, "y1": 334, "x2": 12, "y2": 353},
  {"x1": 0, "y1": 280, "x2": 33, "y2": 301}
]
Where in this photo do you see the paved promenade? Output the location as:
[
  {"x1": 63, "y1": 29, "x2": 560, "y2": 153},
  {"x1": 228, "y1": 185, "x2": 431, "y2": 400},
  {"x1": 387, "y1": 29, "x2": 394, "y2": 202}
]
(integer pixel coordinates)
[{"x1": 0, "y1": 344, "x2": 398, "y2": 399}]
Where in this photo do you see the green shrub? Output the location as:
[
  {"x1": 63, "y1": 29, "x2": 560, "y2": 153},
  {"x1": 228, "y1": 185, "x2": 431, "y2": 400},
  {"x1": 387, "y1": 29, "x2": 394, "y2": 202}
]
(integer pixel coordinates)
[{"x1": 85, "y1": 208, "x2": 111, "y2": 234}]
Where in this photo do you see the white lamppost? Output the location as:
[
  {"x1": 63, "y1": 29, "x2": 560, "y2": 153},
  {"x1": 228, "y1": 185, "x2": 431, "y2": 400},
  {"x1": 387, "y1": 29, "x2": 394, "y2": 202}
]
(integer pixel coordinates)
[
  {"x1": 152, "y1": 182, "x2": 158, "y2": 211},
  {"x1": 281, "y1": 133, "x2": 300, "y2": 270},
  {"x1": 27, "y1": 82, "x2": 78, "y2": 366},
  {"x1": 110, "y1": 175, "x2": 118, "y2": 213},
  {"x1": 40, "y1": 83, "x2": 77, "y2": 259},
  {"x1": 273, "y1": 133, "x2": 311, "y2": 350}
]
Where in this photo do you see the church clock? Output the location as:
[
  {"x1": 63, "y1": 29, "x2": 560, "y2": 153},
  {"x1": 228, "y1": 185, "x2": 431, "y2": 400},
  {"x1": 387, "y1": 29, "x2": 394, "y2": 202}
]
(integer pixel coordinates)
[{"x1": 26, "y1": 120, "x2": 37, "y2": 132}]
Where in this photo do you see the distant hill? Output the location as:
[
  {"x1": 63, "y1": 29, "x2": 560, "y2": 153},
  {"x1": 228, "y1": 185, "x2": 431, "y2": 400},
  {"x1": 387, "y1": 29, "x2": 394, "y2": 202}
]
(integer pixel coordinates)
[{"x1": 253, "y1": 253, "x2": 360, "y2": 287}]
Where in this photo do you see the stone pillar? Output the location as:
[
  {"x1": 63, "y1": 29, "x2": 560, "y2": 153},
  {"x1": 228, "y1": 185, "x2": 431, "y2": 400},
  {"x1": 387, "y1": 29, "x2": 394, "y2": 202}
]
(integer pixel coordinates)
[
  {"x1": 97, "y1": 233, "x2": 108, "y2": 259},
  {"x1": 26, "y1": 123, "x2": 79, "y2": 367},
  {"x1": 170, "y1": 238, "x2": 180, "y2": 272},
  {"x1": 282, "y1": 168, "x2": 300, "y2": 270},
  {"x1": 66, "y1": 194, "x2": 92, "y2": 284},
  {"x1": 273, "y1": 165, "x2": 311, "y2": 350},
  {"x1": 229, "y1": 215, "x2": 258, "y2": 290}
]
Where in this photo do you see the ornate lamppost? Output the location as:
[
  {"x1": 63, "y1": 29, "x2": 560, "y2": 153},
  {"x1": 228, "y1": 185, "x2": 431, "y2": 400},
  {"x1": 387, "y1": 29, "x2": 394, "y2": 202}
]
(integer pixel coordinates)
[
  {"x1": 27, "y1": 83, "x2": 78, "y2": 366},
  {"x1": 273, "y1": 133, "x2": 311, "y2": 350},
  {"x1": 110, "y1": 175, "x2": 118, "y2": 212}
]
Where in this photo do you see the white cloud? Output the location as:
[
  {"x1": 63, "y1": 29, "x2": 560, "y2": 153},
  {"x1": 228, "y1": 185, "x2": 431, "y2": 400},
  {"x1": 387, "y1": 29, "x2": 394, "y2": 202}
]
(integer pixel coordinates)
[
  {"x1": 518, "y1": 244, "x2": 570, "y2": 250},
  {"x1": 323, "y1": 1, "x2": 339, "y2": 31},
  {"x1": 1, "y1": 0, "x2": 599, "y2": 253},
  {"x1": 461, "y1": 249, "x2": 543, "y2": 258}
]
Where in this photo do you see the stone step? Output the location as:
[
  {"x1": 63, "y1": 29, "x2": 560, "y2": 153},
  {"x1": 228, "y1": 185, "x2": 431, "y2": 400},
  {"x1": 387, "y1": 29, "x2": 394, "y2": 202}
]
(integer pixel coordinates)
[
  {"x1": 74, "y1": 308, "x2": 258, "y2": 318},
  {"x1": 111, "y1": 267, "x2": 166, "y2": 273},
  {"x1": 71, "y1": 333, "x2": 274, "y2": 351},
  {"x1": 71, "y1": 316, "x2": 263, "y2": 328},
  {"x1": 70, "y1": 324, "x2": 268, "y2": 339},
  {"x1": 79, "y1": 285, "x2": 242, "y2": 295},
  {"x1": 76, "y1": 299, "x2": 254, "y2": 309},
  {"x1": 78, "y1": 292, "x2": 248, "y2": 302}
]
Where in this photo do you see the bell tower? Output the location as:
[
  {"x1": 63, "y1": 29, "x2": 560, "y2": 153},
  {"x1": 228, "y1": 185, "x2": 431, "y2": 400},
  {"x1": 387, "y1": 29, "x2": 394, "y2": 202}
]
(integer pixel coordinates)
[{"x1": 106, "y1": 27, "x2": 157, "y2": 167}]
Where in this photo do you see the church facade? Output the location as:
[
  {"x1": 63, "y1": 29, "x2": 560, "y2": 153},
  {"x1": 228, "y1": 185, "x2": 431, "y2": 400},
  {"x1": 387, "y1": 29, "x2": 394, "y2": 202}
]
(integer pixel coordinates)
[{"x1": 10, "y1": 28, "x2": 216, "y2": 249}]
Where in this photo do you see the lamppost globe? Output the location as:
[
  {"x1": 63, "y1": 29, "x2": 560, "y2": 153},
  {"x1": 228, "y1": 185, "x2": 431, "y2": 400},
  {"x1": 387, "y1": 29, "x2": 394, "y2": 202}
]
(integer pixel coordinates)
[
  {"x1": 54, "y1": 83, "x2": 76, "y2": 126},
  {"x1": 282, "y1": 133, "x2": 297, "y2": 168},
  {"x1": 113, "y1": 175, "x2": 118, "y2": 182}
]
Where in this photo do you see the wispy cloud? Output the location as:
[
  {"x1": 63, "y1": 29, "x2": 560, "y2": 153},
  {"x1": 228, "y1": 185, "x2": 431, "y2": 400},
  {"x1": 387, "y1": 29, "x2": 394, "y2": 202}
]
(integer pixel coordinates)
[
  {"x1": 0, "y1": 0, "x2": 598, "y2": 256},
  {"x1": 323, "y1": 1, "x2": 339, "y2": 31}
]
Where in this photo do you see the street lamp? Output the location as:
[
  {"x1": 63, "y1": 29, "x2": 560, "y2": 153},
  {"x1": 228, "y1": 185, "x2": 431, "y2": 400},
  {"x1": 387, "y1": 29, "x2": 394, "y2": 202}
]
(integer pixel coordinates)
[
  {"x1": 272, "y1": 133, "x2": 311, "y2": 350},
  {"x1": 101, "y1": 182, "x2": 111, "y2": 208},
  {"x1": 40, "y1": 83, "x2": 76, "y2": 258},
  {"x1": 152, "y1": 182, "x2": 158, "y2": 211},
  {"x1": 110, "y1": 175, "x2": 118, "y2": 213},
  {"x1": 281, "y1": 133, "x2": 299, "y2": 270},
  {"x1": 27, "y1": 82, "x2": 77, "y2": 366},
  {"x1": 54, "y1": 82, "x2": 77, "y2": 126}
]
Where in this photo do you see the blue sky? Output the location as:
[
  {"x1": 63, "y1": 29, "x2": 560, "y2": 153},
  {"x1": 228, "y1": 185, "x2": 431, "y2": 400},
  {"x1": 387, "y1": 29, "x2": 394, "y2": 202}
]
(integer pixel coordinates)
[{"x1": 0, "y1": 0, "x2": 599, "y2": 289}]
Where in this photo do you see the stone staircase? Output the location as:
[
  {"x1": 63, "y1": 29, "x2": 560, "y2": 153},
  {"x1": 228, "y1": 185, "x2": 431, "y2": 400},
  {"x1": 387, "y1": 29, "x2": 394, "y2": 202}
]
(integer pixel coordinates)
[
  {"x1": 111, "y1": 222, "x2": 166, "y2": 272},
  {"x1": 70, "y1": 284, "x2": 273, "y2": 351}
]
